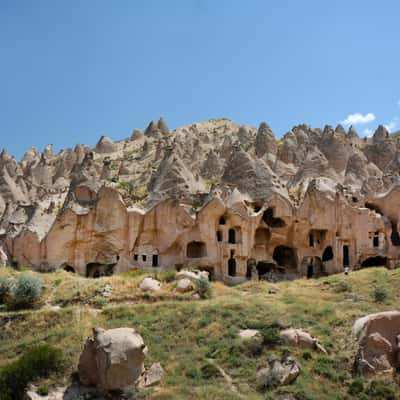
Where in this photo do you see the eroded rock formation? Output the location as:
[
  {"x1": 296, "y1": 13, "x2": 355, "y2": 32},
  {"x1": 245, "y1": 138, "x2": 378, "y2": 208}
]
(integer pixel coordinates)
[{"x1": 1, "y1": 118, "x2": 400, "y2": 282}]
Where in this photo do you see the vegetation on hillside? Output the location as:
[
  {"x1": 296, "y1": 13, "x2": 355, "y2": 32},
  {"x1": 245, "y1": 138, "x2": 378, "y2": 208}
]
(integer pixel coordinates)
[{"x1": 0, "y1": 267, "x2": 399, "y2": 399}]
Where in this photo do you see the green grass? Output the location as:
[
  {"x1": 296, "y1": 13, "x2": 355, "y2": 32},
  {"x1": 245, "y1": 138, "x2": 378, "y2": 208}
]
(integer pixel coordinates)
[{"x1": 0, "y1": 267, "x2": 399, "y2": 399}]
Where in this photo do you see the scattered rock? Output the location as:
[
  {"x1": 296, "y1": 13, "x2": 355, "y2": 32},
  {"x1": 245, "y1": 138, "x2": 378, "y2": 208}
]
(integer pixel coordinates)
[
  {"x1": 138, "y1": 362, "x2": 164, "y2": 387},
  {"x1": 176, "y1": 270, "x2": 209, "y2": 282},
  {"x1": 96, "y1": 284, "x2": 113, "y2": 297},
  {"x1": 139, "y1": 277, "x2": 162, "y2": 292},
  {"x1": 256, "y1": 356, "x2": 300, "y2": 390},
  {"x1": 175, "y1": 278, "x2": 194, "y2": 293},
  {"x1": 78, "y1": 327, "x2": 147, "y2": 390},
  {"x1": 280, "y1": 328, "x2": 327, "y2": 353},
  {"x1": 239, "y1": 329, "x2": 260, "y2": 339}
]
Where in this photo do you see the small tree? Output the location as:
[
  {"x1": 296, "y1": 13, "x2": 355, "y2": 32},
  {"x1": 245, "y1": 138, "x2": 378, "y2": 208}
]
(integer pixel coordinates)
[
  {"x1": 8, "y1": 274, "x2": 44, "y2": 310},
  {"x1": 0, "y1": 277, "x2": 13, "y2": 304},
  {"x1": 194, "y1": 277, "x2": 212, "y2": 299}
]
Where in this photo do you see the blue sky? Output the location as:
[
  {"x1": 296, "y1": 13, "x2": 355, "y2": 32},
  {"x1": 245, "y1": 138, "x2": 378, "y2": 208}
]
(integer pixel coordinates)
[{"x1": 1, "y1": 0, "x2": 400, "y2": 159}]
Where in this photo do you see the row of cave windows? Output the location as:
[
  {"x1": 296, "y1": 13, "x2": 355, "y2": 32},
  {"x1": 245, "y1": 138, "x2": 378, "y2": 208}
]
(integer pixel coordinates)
[{"x1": 133, "y1": 253, "x2": 159, "y2": 267}]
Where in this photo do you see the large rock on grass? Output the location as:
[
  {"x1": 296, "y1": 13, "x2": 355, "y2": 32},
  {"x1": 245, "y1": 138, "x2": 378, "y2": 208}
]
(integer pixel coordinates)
[
  {"x1": 353, "y1": 311, "x2": 400, "y2": 375},
  {"x1": 78, "y1": 327, "x2": 147, "y2": 390}
]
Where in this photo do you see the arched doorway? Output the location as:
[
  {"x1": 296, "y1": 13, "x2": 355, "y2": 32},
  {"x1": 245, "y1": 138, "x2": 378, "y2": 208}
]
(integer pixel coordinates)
[{"x1": 228, "y1": 258, "x2": 236, "y2": 276}]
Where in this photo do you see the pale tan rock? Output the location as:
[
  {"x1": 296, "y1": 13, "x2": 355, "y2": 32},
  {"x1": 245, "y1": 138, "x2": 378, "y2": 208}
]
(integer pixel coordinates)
[
  {"x1": 139, "y1": 277, "x2": 161, "y2": 292},
  {"x1": 353, "y1": 311, "x2": 400, "y2": 374},
  {"x1": 78, "y1": 327, "x2": 146, "y2": 390},
  {"x1": 175, "y1": 278, "x2": 193, "y2": 293}
]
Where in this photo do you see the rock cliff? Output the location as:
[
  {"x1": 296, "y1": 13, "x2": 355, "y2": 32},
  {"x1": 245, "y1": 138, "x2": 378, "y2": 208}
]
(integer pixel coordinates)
[{"x1": 1, "y1": 118, "x2": 400, "y2": 281}]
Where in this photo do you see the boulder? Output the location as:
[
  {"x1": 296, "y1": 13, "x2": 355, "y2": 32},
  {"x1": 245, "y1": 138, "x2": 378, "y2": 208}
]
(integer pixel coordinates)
[
  {"x1": 139, "y1": 362, "x2": 164, "y2": 387},
  {"x1": 175, "y1": 278, "x2": 194, "y2": 293},
  {"x1": 176, "y1": 270, "x2": 209, "y2": 282},
  {"x1": 353, "y1": 311, "x2": 400, "y2": 375},
  {"x1": 139, "y1": 277, "x2": 162, "y2": 292},
  {"x1": 78, "y1": 327, "x2": 147, "y2": 390},
  {"x1": 239, "y1": 329, "x2": 260, "y2": 339},
  {"x1": 280, "y1": 328, "x2": 327, "y2": 353},
  {"x1": 256, "y1": 356, "x2": 300, "y2": 389}
]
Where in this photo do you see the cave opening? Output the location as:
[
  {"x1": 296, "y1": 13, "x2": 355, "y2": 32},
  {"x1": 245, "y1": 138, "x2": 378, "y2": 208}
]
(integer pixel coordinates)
[
  {"x1": 322, "y1": 246, "x2": 334, "y2": 262},
  {"x1": 343, "y1": 245, "x2": 349, "y2": 267},
  {"x1": 273, "y1": 246, "x2": 297, "y2": 269},
  {"x1": 63, "y1": 265, "x2": 75, "y2": 273},
  {"x1": 228, "y1": 258, "x2": 236, "y2": 276},
  {"x1": 390, "y1": 220, "x2": 400, "y2": 246},
  {"x1": 187, "y1": 241, "x2": 207, "y2": 258},
  {"x1": 361, "y1": 256, "x2": 387, "y2": 268},
  {"x1": 86, "y1": 262, "x2": 116, "y2": 278},
  {"x1": 262, "y1": 208, "x2": 286, "y2": 228}
]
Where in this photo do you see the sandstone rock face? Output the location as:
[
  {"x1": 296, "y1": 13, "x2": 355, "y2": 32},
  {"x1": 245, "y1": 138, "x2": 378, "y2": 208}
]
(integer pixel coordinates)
[
  {"x1": 78, "y1": 327, "x2": 146, "y2": 390},
  {"x1": 353, "y1": 311, "x2": 400, "y2": 375},
  {"x1": 1, "y1": 118, "x2": 400, "y2": 282}
]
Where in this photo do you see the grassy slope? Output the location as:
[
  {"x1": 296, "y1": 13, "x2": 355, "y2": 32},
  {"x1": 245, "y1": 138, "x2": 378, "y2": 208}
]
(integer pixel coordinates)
[{"x1": 0, "y1": 267, "x2": 400, "y2": 399}]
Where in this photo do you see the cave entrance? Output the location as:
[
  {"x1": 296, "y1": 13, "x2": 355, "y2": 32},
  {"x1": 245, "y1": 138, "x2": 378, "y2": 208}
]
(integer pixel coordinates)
[
  {"x1": 322, "y1": 246, "x2": 334, "y2": 262},
  {"x1": 228, "y1": 258, "x2": 236, "y2": 276},
  {"x1": 343, "y1": 245, "x2": 349, "y2": 267},
  {"x1": 63, "y1": 265, "x2": 75, "y2": 273},
  {"x1": 307, "y1": 264, "x2": 314, "y2": 279},
  {"x1": 86, "y1": 262, "x2": 116, "y2": 278},
  {"x1": 390, "y1": 220, "x2": 400, "y2": 246},
  {"x1": 361, "y1": 256, "x2": 387, "y2": 268},
  {"x1": 187, "y1": 241, "x2": 207, "y2": 258},
  {"x1": 272, "y1": 246, "x2": 297, "y2": 270},
  {"x1": 228, "y1": 229, "x2": 236, "y2": 244},
  {"x1": 152, "y1": 254, "x2": 159, "y2": 267},
  {"x1": 256, "y1": 261, "x2": 276, "y2": 277},
  {"x1": 262, "y1": 208, "x2": 286, "y2": 228}
]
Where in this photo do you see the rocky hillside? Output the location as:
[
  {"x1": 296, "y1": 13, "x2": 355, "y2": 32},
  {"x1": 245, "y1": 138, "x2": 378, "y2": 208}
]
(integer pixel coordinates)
[{"x1": 1, "y1": 117, "x2": 399, "y2": 248}]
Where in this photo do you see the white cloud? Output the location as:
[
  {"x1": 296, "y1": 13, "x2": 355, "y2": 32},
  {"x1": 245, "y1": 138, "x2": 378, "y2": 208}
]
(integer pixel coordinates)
[
  {"x1": 341, "y1": 113, "x2": 376, "y2": 126},
  {"x1": 363, "y1": 128, "x2": 373, "y2": 137},
  {"x1": 384, "y1": 118, "x2": 399, "y2": 133}
]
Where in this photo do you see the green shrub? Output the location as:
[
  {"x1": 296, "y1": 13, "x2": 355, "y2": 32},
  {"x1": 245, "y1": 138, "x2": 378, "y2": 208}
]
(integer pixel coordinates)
[
  {"x1": 161, "y1": 270, "x2": 176, "y2": 283},
  {"x1": 194, "y1": 277, "x2": 212, "y2": 299},
  {"x1": 0, "y1": 277, "x2": 13, "y2": 303},
  {"x1": 372, "y1": 286, "x2": 388, "y2": 303},
  {"x1": 333, "y1": 281, "x2": 352, "y2": 293},
  {"x1": 348, "y1": 377, "x2": 365, "y2": 395},
  {"x1": 313, "y1": 356, "x2": 342, "y2": 382},
  {"x1": 8, "y1": 274, "x2": 44, "y2": 309},
  {"x1": 0, "y1": 344, "x2": 64, "y2": 400},
  {"x1": 365, "y1": 380, "x2": 397, "y2": 400},
  {"x1": 200, "y1": 362, "x2": 221, "y2": 379},
  {"x1": 260, "y1": 325, "x2": 282, "y2": 347}
]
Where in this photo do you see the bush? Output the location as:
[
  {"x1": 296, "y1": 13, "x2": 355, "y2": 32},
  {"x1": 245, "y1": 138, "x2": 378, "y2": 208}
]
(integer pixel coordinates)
[
  {"x1": 200, "y1": 362, "x2": 221, "y2": 379},
  {"x1": 348, "y1": 377, "x2": 365, "y2": 395},
  {"x1": 8, "y1": 274, "x2": 44, "y2": 309},
  {"x1": 194, "y1": 277, "x2": 212, "y2": 299},
  {"x1": 0, "y1": 277, "x2": 13, "y2": 304},
  {"x1": 313, "y1": 356, "x2": 342, "y2": 382},
  {"x1": 372, "y1": 286, "x2": 388, "y2": 303},
  {"x1": 260, "y1": 324, "x2": 282, "y2": 347},
  {"x1": 365, "y1": 380, "x2": 397, "y2": 400},
  {"x1": 161, "y1": 270, "x2": 176, "y2": 283},
  {"x1": 333, "y1": 281, "x2": 352, "y2": 293},
  {"x1": 0, "y1": 345, "x2": 64, "y2": 400}
]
